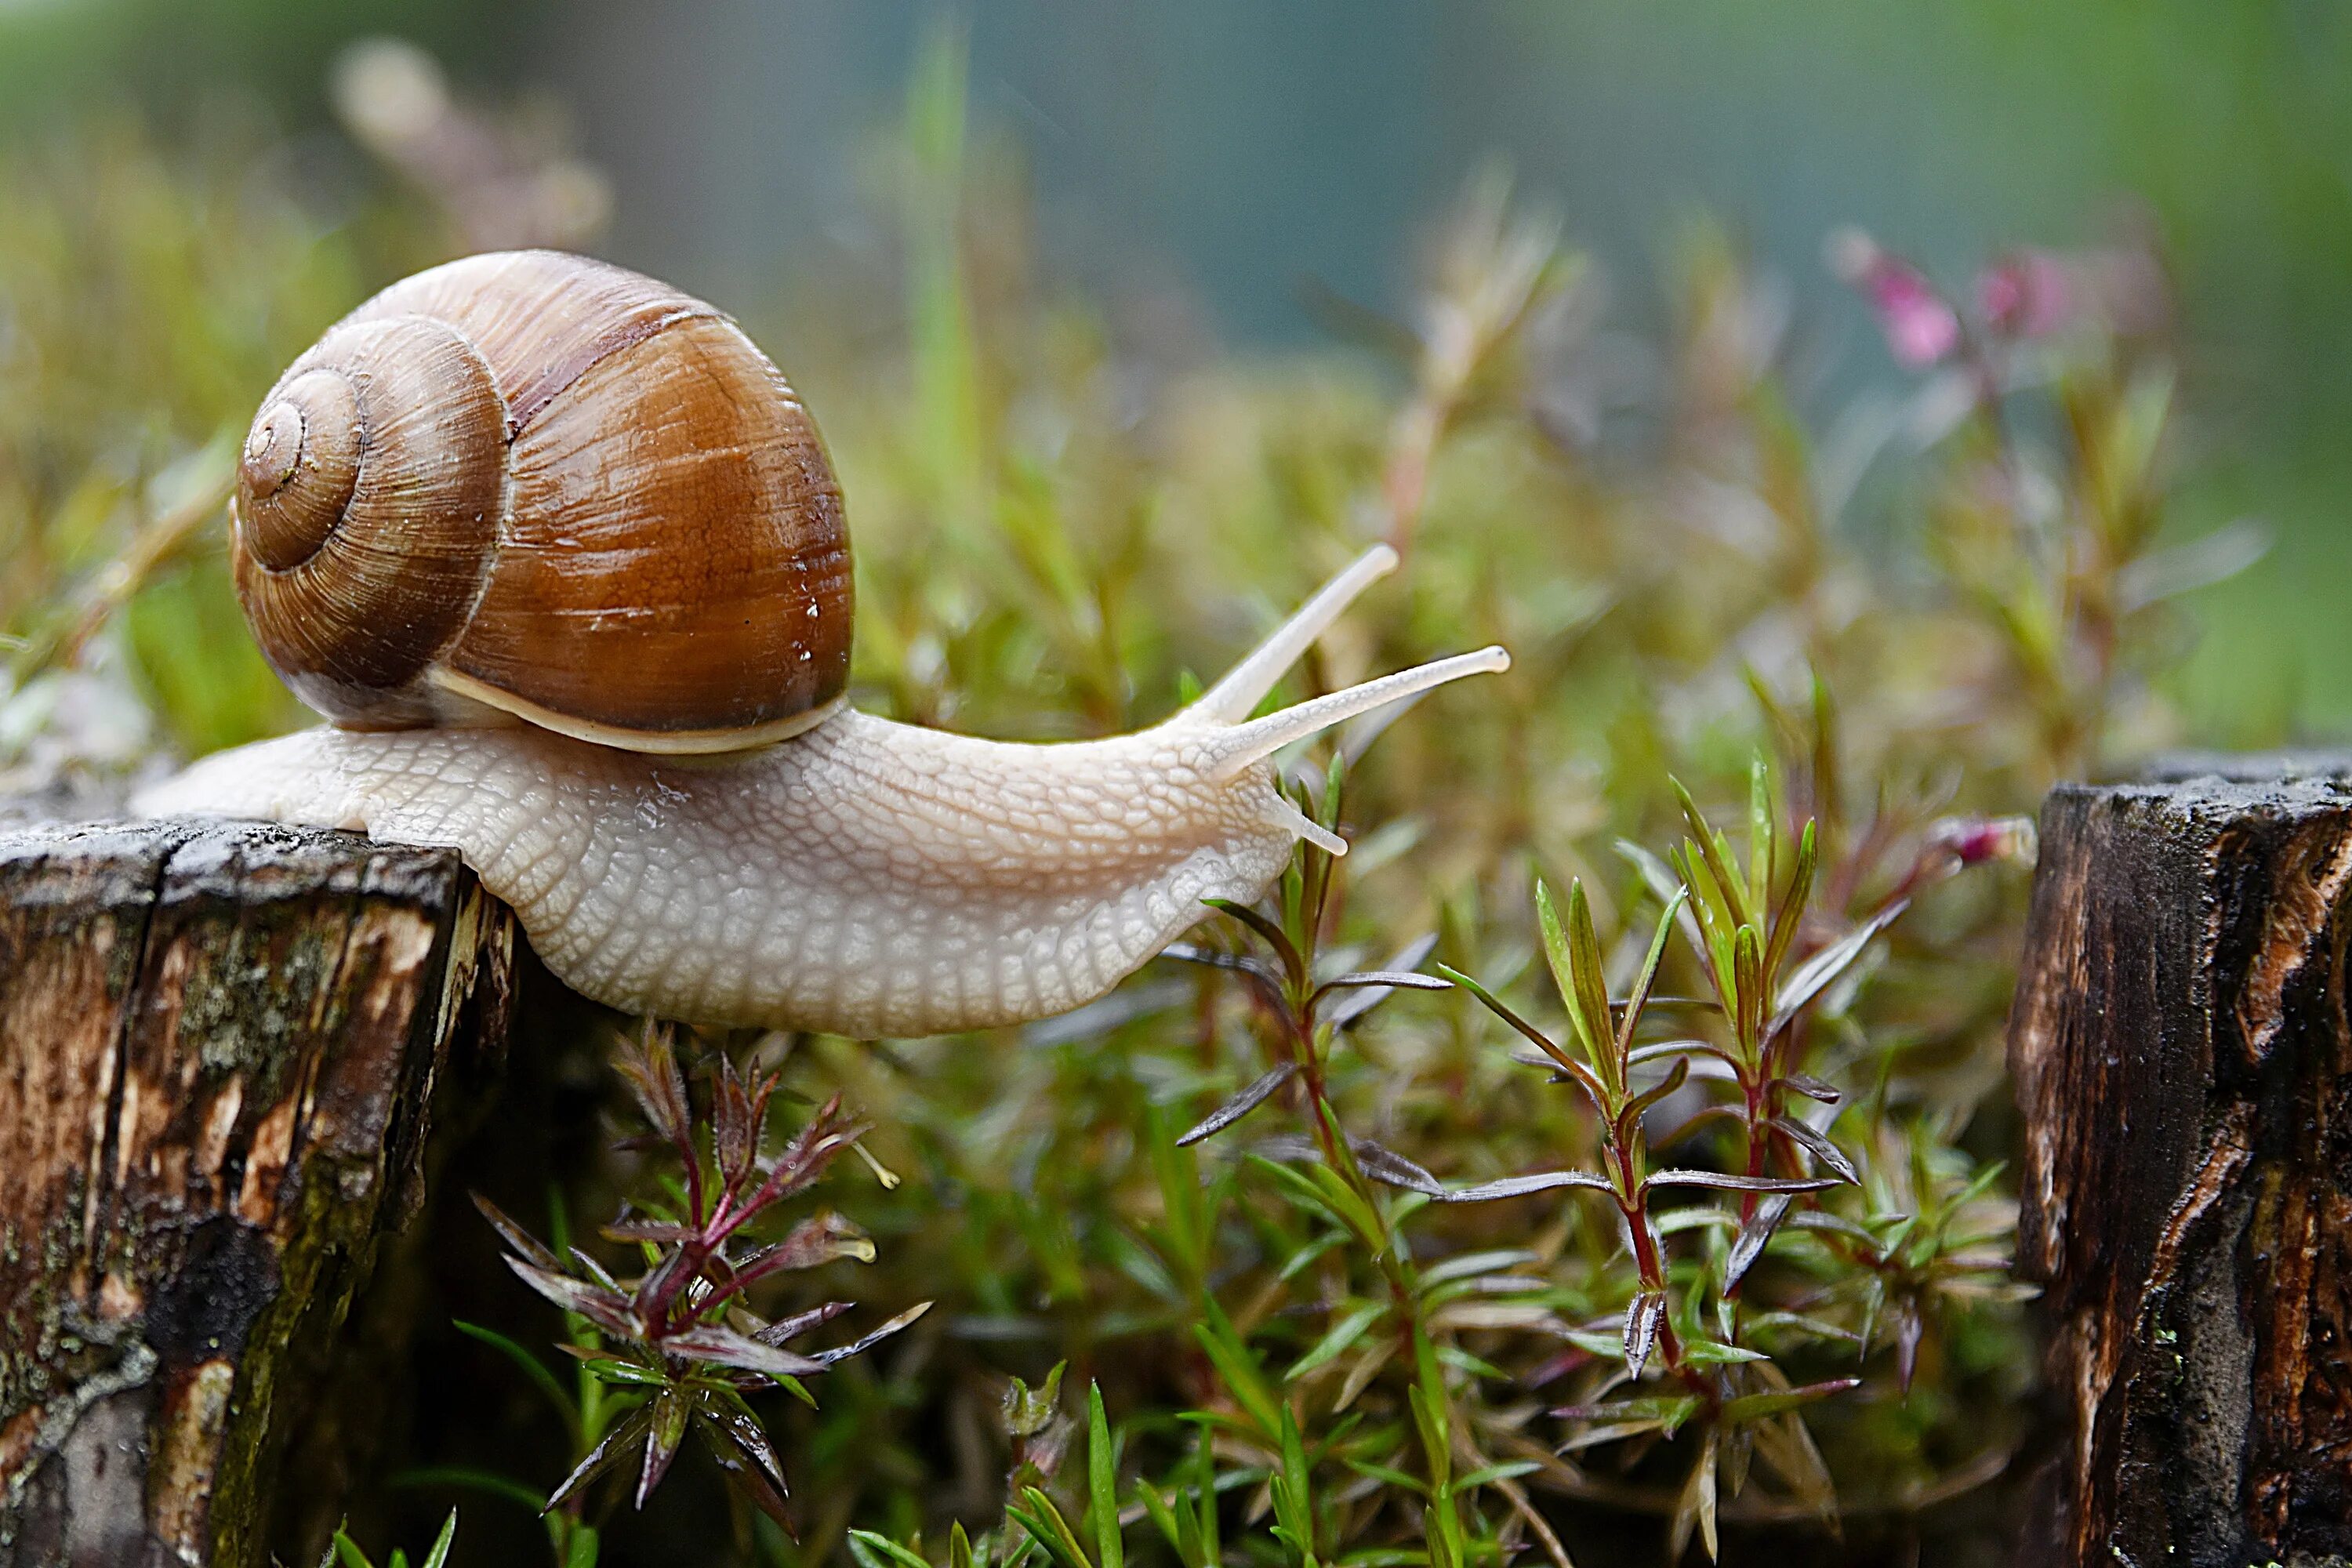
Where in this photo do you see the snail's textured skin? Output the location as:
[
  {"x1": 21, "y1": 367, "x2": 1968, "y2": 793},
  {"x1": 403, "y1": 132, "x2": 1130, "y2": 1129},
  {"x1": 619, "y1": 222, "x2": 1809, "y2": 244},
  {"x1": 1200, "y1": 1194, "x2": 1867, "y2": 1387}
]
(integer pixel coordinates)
[{"x1": 140, "y1": 550, "x2": 1504, "y2": 1037}]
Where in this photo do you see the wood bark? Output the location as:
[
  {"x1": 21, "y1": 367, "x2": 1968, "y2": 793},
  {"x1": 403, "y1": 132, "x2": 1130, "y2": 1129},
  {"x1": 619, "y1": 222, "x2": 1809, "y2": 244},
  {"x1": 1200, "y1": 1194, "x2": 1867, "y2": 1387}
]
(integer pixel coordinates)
[
  {"x1": 2009, "y1": 758, "x2": 2352, "y2": 1566},
  {"x1": 0, "y1": 819, "x2": 515, "y2": 1568}
]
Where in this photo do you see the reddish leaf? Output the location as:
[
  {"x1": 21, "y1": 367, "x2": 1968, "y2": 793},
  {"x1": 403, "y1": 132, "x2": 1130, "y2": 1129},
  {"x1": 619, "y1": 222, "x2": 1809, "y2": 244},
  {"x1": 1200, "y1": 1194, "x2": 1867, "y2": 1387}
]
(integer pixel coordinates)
[
  {"x1": 712, "y1": 1054, "x2": 759, "y2": 1189},
  {"x1": 473, "y1": 1193, "x2": 564, "y2": 1275},
  {"x1": 1623, "y1": 1290, "x2": 1667, "y2": 1377},
  {"x1": 1894, "y1": 1301, "x2": 1925, "y2": 1392},
  {"x1": 1203, "y1": 898, "x2": 1306, "y2": 993},
  {"x1": 812, "y1": 1301, "x2": 934, "y2": 1366},
  {"x1": 1770, "y1": 1115, "x2": 1860, "y2": 1184},
  {"x1": 1725, "y1": 1193, "x2": 1795, "y2": 1293},
  {"x1": 1784, "y1": 1072, "x2": 1842, "y2": 1104},
  {"x1": 1319, "y1": 933, "x2": 1440, "y2": 1030},
  {"x1": 1177, "y1": 1062, "x2": 1298, "y2": 1146},
  {"x1": 662, "y1": 1323, "x2": 828, "y2": 1379},
  {"x1": 545, "y1": 1406, "x2": 650, "y2": 1513},
  {"x1": 1160, "y1": 942, "x2": 1284, "y2": 992},
  {"x1": 1641, "y1": 1169, "x2": 1841, "y2": 1196},
  {"x1": 504, "y1": 1257, "x2": 640, "y2": 1339},
  {"x1": 751, "y1": 1300, "x2": 855, "y2": 1348},
  {"x1": 1313, "y1": 969, "x2": 1449, "y2": 1022},
  {"x1": 613, "y1": 1021, "x2": 693, "y2": 1156},
  {"x1": 637, "y1": 1388, "x2": 691, "y2": 1508},
  {"x1": 1773, "y1": 898, "x2": 1907, "y2": 1025},
  {"x1": 1621, "y1": 1055, "x2": 1691, "y2": 1125},
  {"x1": 724, "y1": 1214, "x2": 873, "y2": 1298},
  {"x1": 697, "y1": 1408, "x2": 794, "y2": 1526},
  {"x1": 1351, "y1": 1137, "x2": 1444, "y2": 1195},
  {"x1": 748, "y1": 1096, "x2": 863, "y2": 1214},
  {"x1": 1437, "y1": 1170, "x2": 1614, "y2": 1203}
]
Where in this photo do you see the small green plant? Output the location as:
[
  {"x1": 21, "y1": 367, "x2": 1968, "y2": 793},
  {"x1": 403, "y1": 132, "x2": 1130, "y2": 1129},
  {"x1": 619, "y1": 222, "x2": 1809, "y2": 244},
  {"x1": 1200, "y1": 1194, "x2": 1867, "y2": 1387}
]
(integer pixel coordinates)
[
  {"x1": 468, "y1": 1024, "x2": 927, "y2": 1555},
  {"x1": 1162, "y1": 761, "x2": 1494, "y2": 1568},
  {"x1": 1440, "y1": 774, "x2": 1890, "y2": 1558},
  {"x1": 325, "y1": 1509, "x2": 459, "y2": 1568}
]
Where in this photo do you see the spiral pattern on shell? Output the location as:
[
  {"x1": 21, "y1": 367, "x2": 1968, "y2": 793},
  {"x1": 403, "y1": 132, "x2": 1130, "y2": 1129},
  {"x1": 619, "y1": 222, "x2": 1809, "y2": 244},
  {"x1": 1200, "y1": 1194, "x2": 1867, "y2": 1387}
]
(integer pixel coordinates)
[
  {"x1": 234, "y1": 318, "x2": 505, "y2": 728},
  {"x1": 230, "y1": 250, "x2": 855, "y2": 750},
  {"x1": 238, "y1": 372, "x2": 357, "y2": 570}
]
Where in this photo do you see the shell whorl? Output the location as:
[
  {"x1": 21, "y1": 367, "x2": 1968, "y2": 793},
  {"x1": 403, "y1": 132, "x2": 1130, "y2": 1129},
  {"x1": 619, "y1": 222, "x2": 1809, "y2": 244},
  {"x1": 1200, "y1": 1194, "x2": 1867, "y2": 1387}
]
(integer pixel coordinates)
[
  {"x1": 234, "y1": 315, "x2": 506, "y2": 728},
  {"x1": 238, "y1": 369, "x2": 359, "y2": 569}
]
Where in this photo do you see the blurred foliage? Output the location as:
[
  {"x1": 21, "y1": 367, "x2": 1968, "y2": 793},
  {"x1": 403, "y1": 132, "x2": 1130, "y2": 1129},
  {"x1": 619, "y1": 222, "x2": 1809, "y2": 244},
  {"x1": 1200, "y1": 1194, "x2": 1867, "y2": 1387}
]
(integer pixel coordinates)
[
  {"x1": 0, "y1": 0, "x2": 543, "y2": 134},
  {"x1": 0, "y1": 104, "x2": 401, "y2": 768},
  {"x1": 0, "y1": 33, "x2": 603, "y2": 779},
  {"x1": 0, "y1": 22, "x2": 2257, "y2": 1568}
]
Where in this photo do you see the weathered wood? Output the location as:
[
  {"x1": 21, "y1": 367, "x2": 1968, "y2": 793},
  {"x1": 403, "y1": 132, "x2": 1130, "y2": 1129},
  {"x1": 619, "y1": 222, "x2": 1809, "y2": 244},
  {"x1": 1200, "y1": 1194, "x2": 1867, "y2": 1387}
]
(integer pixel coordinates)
[
  {"x1": 0, "y1": 819, "x2": 515, "y2": 1568},
  {"x1": 2008, "y1": 762, "x2": 2352, "y2": 1567}
]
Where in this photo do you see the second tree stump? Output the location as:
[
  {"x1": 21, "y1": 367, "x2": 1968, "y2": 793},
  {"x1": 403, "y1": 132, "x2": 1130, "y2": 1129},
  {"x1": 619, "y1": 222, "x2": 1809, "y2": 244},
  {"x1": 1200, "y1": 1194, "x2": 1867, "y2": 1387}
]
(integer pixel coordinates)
[{"x1": 2008, "y1": 758, "x2": 2352, "y2": 1566}]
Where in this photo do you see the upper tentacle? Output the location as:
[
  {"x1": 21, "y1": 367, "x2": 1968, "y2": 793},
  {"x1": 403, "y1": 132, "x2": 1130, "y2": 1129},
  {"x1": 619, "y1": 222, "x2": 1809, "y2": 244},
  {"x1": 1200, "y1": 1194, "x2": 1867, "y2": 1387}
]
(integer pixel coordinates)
[{"x1": 1181, "y1": 545, "x2": 1400, "y2": 724}]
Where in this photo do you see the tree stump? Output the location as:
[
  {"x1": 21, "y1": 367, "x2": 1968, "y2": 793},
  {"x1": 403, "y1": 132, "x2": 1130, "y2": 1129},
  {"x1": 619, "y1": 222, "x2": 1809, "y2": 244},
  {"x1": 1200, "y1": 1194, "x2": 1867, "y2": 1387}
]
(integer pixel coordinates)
[
  {"x1": 2009, "y1": 757, "x2": 2352, "y2": 1567},
  {"x1": 0, "y1": 819, "x2": 516, "y2": 1568}
]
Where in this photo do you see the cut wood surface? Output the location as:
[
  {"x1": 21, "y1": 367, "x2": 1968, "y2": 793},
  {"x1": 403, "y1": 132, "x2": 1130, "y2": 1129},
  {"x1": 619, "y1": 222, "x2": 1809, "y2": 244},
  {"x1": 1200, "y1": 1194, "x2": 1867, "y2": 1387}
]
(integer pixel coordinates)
[
  {"x1": 0, "y1": 818, "x2": 515, "y2": 1568},
  {"x1": 2009, "y1": 757, "x2": 2352, "y2": 1568}
]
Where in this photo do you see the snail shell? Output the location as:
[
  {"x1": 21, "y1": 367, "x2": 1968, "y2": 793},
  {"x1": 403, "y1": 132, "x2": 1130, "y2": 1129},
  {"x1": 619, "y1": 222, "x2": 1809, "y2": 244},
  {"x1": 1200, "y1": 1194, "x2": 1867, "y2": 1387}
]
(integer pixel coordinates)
[{"x1": 233, "y1": 249, "x2": 852, "y2": 753}]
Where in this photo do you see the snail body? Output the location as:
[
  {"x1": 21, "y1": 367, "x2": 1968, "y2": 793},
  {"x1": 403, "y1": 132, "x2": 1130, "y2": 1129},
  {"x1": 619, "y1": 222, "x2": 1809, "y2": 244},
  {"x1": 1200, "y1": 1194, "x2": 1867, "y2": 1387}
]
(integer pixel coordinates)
[{"x1": 139, "y1": 252, "x2": 1507, "y2": 1037}]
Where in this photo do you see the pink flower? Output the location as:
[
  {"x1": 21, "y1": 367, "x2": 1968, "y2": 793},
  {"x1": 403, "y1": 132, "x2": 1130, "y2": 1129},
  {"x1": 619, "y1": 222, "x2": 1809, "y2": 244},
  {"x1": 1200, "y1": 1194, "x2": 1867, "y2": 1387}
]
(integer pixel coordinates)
[
  {"x1": 1873, "y1": 267, "x2": 1962, "y2": 366},
  {"x1": 1976, "y1": 249, "x2": 2074, "y2": 338},
  {"x1": 1826, "y1": 227, "x2": 1960, "y2": 368},
  {"x1": 1929, "y1": 815, "x2": 2038, "y2": 868}
]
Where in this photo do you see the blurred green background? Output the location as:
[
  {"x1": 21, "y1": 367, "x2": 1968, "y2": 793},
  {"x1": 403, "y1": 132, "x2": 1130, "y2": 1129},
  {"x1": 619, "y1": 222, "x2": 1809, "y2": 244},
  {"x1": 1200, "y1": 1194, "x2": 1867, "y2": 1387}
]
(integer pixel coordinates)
[
  {"x1": 1, "y1": 0, "x2": 2342, "y2": 740},
  {"x1": 0, "y1": 6, "x2": 2311, "y2": 1563}
]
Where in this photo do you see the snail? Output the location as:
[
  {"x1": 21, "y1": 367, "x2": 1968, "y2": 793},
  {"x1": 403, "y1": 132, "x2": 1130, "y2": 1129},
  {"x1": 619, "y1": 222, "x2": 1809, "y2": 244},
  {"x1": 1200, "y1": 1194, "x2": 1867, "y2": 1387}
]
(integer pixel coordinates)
[{"x1": 136, "y1": 250, "x2": 1508, "y2": 1039}]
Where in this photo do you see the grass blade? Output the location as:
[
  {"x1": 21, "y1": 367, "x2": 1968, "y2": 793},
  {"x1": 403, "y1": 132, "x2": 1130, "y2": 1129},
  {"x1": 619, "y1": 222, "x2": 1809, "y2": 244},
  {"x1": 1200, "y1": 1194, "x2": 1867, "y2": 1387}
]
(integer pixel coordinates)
[
  {"x1": 1089, "y1": 1382, "x2": 1123, "y2": 1568},
  {"x1": 452, "y1": 1319, "x2": 578, "y2": 1439}
]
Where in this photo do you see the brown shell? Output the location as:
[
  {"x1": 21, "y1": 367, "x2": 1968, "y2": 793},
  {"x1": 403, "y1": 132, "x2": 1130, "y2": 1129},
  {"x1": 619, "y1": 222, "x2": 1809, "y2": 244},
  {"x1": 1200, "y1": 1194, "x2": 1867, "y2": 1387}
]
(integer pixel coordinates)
[{"x1": 230, "y1": 250, "x2": 853, "y2": 752}]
